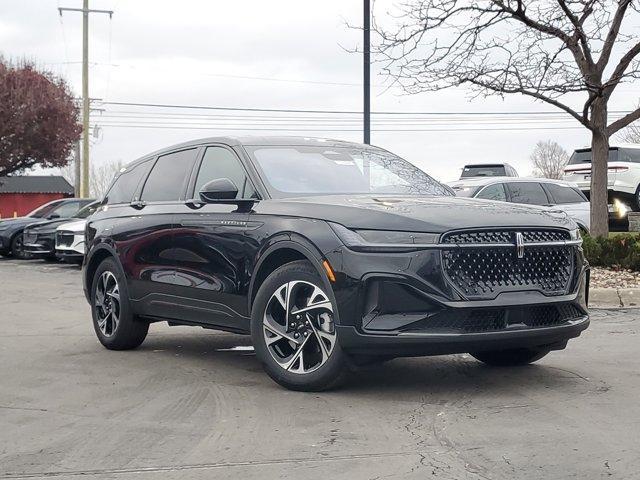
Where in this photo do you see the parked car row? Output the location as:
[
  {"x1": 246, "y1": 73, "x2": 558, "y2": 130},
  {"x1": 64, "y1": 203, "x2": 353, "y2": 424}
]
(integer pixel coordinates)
[{"x1": 0, "y1": 198, "x2": 95, "y2": 262}]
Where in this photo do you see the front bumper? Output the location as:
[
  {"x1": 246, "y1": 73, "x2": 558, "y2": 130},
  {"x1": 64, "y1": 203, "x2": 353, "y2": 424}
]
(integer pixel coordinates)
[
  {"x1": 326, "y1": 242, "x2": 590, "y2": 356},
  {"x1": 337, "y1": 316, "x2": 589, "y2": 356}
]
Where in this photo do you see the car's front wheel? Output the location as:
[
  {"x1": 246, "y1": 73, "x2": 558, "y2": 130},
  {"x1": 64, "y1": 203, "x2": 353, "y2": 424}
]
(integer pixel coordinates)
[
  {"x1": 471, "y1": 348, "x2": 550, "y2": 366},
  {"x1": 91, "y1": 257, "x2": 149, "y2": 350},
  {"x1": 11, "y1": 233, "x2": 27, "y2": 259},
  {"x1": 251, "y1": 260, "x2": 349, "y2": 391}
]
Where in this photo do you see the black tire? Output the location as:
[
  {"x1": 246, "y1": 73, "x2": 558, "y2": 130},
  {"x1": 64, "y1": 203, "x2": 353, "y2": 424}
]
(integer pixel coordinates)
[
  {"x1": 11, "y1": 233, "x2": 27, "y2": 259},
  {"x1": 251, "y1": 260, "x2": 349, "y2": 391},
  {"x1": 471, "y1": 348, "x2": 551, "y2": 367},
  {"x1": 634, "y1": 185, "x2": 640, "y2": 212},
  {"x1": 90, "y1": 257, "x2": 148, "y2": 350}
]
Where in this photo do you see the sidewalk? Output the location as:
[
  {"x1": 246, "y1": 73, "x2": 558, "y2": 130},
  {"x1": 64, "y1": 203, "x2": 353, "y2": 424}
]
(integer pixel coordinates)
[{"x1": 589, "y1": 288, "x2": 640, "y2": 308}]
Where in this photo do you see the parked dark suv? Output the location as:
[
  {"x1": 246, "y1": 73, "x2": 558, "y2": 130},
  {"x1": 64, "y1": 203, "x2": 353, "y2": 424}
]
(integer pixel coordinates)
[{"x1": 83, "y1": 137, "x2": 589, "y2": 391}]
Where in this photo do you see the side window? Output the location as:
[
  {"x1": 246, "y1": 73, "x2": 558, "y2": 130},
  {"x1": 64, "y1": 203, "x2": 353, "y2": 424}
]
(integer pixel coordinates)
[
  {"x1": 476, "y1": 183, "x2": 507, "y2": 201},
  {"x1": 545, "y1": 183, "x2": 587, "y2": 204},
  {"x1": 105, "y1": 162, "x2": 149, "y2": 205},
  {"x1": 506, "y1": 182, "x2": 549, "y2": 205},
  {"x1": 141, "y1": 149, "x2": 197, "y2": 202},
  {"x1": 51, "y1": 201, "x2": 82, "y2": 218},
  {"x1": 194, "y1": 146, "x2": 256, "y2": 199}
]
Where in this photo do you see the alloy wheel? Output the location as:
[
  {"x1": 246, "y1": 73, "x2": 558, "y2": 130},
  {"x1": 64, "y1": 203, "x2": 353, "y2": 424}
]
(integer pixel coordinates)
[
  {"x1": 263, "y1": 280, "x2": 336, "y2": 374},
  {"x1": 94, "y1": 271, "x2": 121, "y2": 337}
]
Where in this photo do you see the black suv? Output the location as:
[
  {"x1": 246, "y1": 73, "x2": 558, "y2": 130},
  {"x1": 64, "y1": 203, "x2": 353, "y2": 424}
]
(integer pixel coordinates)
[{"x1": 83, "y1": 137, "x2": 589, "y2": 391}]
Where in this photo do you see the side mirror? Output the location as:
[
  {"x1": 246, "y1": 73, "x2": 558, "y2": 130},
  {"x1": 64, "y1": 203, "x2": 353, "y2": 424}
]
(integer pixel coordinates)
[
  {"x1": 199, "y1": 178, "x2": 239, "y2": 202},
  {"x1": 47, "y1": 213, "x2": 60, "y2": 220}
]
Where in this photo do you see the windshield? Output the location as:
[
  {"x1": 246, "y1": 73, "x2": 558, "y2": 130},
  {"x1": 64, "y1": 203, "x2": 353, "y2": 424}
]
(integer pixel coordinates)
[
  {"x1": 569, "y1": 147, "x2": 640, "y2": 164},
  {"x1": 247, "y1": 146, "x2": 453, "y2": 197},
  {"x1": 27, "y1": 200, "x2": 63, "y2": 218},
  {"x1": 461, "y1": 165, "x2": 506, "y2": 177},
  {"x1": 75, "y1": 201, "x2": 99, "y2": 219},
  {"x1": 569, "y1": 148, "x2": 618, "y2": 164}
]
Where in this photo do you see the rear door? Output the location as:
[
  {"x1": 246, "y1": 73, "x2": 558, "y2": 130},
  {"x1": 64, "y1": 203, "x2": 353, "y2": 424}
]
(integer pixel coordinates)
[
  {"x1": 120, "y1": 149, "x2": 198, "y2": 314},
  {"x1": 171, "y1": 144, "x2": 260, "y2": 330},
  {"x1": 505, "y1": 182, "x2": 551, "y2": 206}
]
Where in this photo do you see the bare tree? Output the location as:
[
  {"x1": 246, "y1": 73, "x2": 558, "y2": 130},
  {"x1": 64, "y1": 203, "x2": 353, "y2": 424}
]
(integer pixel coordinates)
[
  {"x1": 620, "y1": 122, "x2": 640, "y2": 143},
  {"x1": 374, "y1": 0, "x2": 640, "y2": 236},
  {"x1": 90, "y1": 161, "x2": 122, "y2": 199},
  {"x1": 530, "y1": 140, "x2": 570, "y2": 179},
  {"x1": 55, "y1": 159, "x2": 121, "y2": 199}
]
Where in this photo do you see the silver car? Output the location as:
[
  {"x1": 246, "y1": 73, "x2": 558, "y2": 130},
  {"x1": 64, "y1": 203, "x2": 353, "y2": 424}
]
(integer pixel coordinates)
[{"x1": 448, "y1": 177, "x2": 590, "y2": 232}]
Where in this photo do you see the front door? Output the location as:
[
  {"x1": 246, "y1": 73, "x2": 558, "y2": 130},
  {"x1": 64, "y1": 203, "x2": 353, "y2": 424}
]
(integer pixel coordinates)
[{"x1": 172, "y1": 145, "x2": 260, "y2": 331}]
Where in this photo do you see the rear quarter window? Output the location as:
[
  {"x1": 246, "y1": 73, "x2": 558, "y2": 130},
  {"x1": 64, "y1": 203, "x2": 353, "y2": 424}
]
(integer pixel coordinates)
[
  {"x1": 104, "y1": 161, "x2": 150, "y2": 205},
  {"x1": 545, "y1": 183, "x2": 588, "y2": 204}
]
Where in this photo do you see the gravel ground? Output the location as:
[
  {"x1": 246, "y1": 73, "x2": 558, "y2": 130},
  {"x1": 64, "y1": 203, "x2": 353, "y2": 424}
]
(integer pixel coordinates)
[
  {"x1": 590, "y1": 266, "x2": 640, "y2": 289},
  {"x1": 1, "y1": 258, "x2": 639, "y2": 480}
]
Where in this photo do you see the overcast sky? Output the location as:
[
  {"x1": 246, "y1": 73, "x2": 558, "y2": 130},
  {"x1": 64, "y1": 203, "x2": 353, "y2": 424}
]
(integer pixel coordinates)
[{"x1": 1, "y1": 0, "x2": 639, "y2": 183}]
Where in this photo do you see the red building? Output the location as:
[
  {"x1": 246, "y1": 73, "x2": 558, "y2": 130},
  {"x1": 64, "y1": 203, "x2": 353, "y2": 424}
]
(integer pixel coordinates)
[{"x1": 0, "y1": 176, "x2": 74, "y2": 218}]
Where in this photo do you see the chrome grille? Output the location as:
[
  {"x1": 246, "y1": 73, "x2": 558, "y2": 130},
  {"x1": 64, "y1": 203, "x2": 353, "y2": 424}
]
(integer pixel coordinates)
[
  {"x1": 56, "y1": 231, "x2": 75, "y2": 248},
  {"x1": 23, "y1": 231, "x2": 38, "y2": 244},
  {"x1": 441, "y1": 229, "x2": 576, "y2": 300}
]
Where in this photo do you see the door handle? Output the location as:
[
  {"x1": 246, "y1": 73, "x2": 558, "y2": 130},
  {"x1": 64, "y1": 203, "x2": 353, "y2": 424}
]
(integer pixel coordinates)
[
  {"x1": 185, "y1": 198, "x2": 205, "y2": 209},
  {"x1": 130, "y1": 200, "x2": 146, "y2": 210}
]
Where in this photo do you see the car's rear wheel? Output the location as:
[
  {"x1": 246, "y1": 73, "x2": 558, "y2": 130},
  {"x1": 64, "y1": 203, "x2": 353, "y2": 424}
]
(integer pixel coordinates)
[
  {"x1": 251, "y1": 260, "x2": 349, "y2": 391},
  {"x1": 634, "y1": 184, "x2": 640, "y2": 211},
  {"x1": 471, "y1": 348, "x2": 550, "y2": 366},
  {"x1": 91, "y1": 257, "x2": 148, "y2": 350}
]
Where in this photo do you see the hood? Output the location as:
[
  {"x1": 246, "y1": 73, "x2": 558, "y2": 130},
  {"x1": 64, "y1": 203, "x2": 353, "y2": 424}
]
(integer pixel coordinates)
[
  {"x1": 256, "y1": 195, "x2": 575, "y2": 232},
  {"x1": 57, "y1": 219, "x2": 87, "y2": 233},
  {"x1": 24, "y1": 218, "x2": 77, "y2": 233},
  {"x1": 0, "y1": 216, "x2": 39, "y2": 231}
]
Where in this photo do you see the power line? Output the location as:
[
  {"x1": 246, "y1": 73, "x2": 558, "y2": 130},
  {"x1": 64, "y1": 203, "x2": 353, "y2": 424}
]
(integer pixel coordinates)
[
  {"x1": 101, "y1": 100, "x2": 632, "y2": 116},
  {"x1": 95, "y1": 123, "x2": 586, "y2": 132}
]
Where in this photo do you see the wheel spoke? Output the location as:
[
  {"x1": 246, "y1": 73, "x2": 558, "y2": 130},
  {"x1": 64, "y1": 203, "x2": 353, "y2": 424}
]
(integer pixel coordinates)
[
  {"x1": 290, "y1": 300, "x2": 332, "y2": 316},
  {"x1": 98, "y1": 311, "x2": 110, "y2": 332},
  {"x1": 284, "y1": 335, "x2": 310, "y2": 372},
  {"x1": 306, "y1": 314, "x2": 332, "y2": 360},
  {"x1": 263, "y1": 315, "x2": 300, "y2": 344}
]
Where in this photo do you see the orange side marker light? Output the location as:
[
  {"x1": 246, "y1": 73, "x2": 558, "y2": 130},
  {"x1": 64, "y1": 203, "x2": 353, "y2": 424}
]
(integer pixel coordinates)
[{"x1": 322, "y1": 260, "x2": 336, "y2": 283}]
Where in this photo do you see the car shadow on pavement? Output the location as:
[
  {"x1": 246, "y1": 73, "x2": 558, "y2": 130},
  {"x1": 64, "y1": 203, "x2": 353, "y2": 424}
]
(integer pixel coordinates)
[{"x1": 134, "y1": 329, "x2": 591, "y2": 397}]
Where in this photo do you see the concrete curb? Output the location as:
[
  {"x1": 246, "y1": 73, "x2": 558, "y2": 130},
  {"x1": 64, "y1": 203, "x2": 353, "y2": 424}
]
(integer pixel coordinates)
[{"x1": 589, "y1": 288, "x2": 640, "y2": 308}]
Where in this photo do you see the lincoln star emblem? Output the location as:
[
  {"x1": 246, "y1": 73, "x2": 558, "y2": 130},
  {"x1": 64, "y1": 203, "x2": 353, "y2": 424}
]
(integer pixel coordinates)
[{"x1": 515, "y1": 232, "x2": 525, "y2": 259}]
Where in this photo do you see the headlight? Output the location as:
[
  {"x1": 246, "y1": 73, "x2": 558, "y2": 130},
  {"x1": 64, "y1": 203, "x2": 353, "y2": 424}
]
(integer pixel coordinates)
[
  {"x1": 569, "y1": 228, "x2": 582, "y2": 241},
  {"x1": 329, "y1": 223, "x2": 439, "y2": 251}
]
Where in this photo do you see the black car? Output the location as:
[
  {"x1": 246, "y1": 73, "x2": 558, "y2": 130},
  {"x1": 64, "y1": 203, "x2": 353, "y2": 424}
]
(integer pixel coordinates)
[
  {"x1": 0, "y1": 198, "x2": 94, "y2": 259},
  {"x1": 83, "y1": 137, "x2": 589, "y2": 391},
  {"x1": 22, "y1": 201, "x2": 99, "y2": 260}
]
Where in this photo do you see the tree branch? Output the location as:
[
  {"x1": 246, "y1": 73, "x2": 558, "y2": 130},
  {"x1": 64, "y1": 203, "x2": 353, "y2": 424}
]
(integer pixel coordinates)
[
  {"x1": 608, "y1": 106, "x2": 640, "y2": 134},
  {"x1": 604, "y1": 40, "x2": 640, "y2": 99},
  {"x1": 597, "y1": 0, "x2": 632, "y2": 71}
]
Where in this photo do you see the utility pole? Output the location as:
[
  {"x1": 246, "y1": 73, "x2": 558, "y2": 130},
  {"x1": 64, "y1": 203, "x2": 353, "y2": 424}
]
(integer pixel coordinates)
[
  {"x1": 74, "y1": 140, "x2": 81, "y2": 196},
  {"x1": 58, "y1": 1, "x2": 113, "y2": 198},
  {"x1": 363, "y1": 0, "x2": 371, "y2": 145}
]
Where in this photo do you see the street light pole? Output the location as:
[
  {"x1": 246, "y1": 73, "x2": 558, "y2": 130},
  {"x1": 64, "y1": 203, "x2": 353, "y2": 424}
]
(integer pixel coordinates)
[{"x1": 363, "y1": 0, "x2": 371, "y2": 145}]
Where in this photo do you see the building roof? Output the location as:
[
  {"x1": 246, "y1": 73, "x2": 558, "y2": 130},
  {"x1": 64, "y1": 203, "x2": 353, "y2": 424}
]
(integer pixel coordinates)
[{"x1": 0, "y1": 176, "x2": 74, "y2": 194}]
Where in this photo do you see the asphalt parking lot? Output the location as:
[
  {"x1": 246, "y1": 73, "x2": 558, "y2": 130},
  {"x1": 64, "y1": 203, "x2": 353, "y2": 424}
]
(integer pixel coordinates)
[{"x1": 1, "y1": 258, "x2": 639, "y2": 480}]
